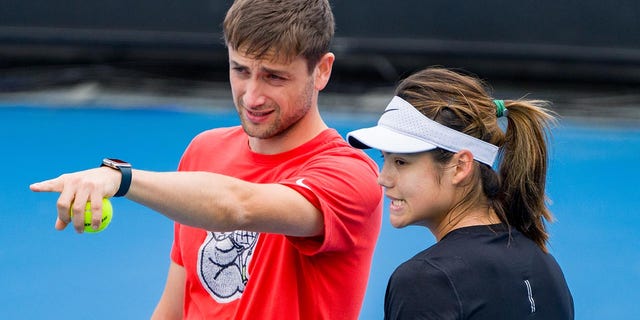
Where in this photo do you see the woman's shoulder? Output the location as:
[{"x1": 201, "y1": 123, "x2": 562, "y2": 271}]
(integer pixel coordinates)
[{"x1": 403, "y1": 224, "x2": 528, "y2": 274}]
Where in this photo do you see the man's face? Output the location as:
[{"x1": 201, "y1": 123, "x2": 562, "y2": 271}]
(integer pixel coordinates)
[{"x1": 228, "y1": 47, "x2": 316, "y2": 140}]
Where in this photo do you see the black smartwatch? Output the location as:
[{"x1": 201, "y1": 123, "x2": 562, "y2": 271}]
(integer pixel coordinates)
[{"x1": 101, "y1": 158, "x2": 132, "y2": 197}]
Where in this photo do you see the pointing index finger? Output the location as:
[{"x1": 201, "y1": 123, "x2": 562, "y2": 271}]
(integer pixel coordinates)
[{"x1": 29, "y1": 177, "x2": 64, "y2": 193}]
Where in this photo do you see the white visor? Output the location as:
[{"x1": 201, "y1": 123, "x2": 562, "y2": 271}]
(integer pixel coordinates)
[{"x1": 347, "y1": 96, "x2": 498, "y2": 166}]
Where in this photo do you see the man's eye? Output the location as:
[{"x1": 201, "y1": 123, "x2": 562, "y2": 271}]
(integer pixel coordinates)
[
  {"x1": 267, "y1": 74, "x2": 285, "y2": 81},
  {"x1": 232, "y1": 67, "x2": 248, "y2": 74}
]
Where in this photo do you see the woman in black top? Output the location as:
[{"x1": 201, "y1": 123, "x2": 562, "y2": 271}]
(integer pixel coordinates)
[{"x1": 347, "y1": 67, "x2": 574, "y2": 319}]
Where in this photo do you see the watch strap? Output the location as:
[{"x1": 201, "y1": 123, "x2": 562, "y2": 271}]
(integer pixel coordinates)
[
  {"x1": 101, "y1": 159, "x2": 132, "y2": 197},
  {"x1": 113, "y1": 165, "x2": 132, "y2": 197}
]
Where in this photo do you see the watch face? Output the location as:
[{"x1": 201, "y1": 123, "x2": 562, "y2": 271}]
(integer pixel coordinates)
[{"x1": 103, "y1": 158, "x2": 131, "y2": 168}]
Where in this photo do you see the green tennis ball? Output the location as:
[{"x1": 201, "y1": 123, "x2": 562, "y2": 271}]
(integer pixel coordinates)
[{"x1": 70, "y1": 198, "x2": 113, "y2": 233}]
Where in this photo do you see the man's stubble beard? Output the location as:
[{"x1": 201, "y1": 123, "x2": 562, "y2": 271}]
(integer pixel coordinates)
[{"x1": 239, "y1": 80, "x2": 315, "y2": 140}]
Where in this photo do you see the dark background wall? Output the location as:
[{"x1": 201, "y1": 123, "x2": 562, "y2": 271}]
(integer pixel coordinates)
[{"x1": 1, "y1": 0, "x2": 639, "y2": 86}]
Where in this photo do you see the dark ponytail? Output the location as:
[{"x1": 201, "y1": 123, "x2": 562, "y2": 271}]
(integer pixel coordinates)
[{"x1": 497, "y1": 100, "x2": 556, "y2": 252}]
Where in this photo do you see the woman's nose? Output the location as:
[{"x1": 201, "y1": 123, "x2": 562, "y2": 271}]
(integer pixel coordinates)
[{"x1": 377, "y1": 167, "x2": 393, "y2": 188}]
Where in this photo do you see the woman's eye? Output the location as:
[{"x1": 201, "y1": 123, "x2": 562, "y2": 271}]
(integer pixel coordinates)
[
  {"x1": 394, "y1": 159, "x2": 406, "y2": 166},
  {"x1": 381, "y1": 153, "x2": 407, "y2": 166}
]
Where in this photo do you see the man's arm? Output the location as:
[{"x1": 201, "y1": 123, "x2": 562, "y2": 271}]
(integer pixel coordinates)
[
  {"x1": 151, "y1": 261, "x2": 185, "y2": 320},
  {"x1": 30, "y1": 168, "x2": 324, "y2": 236},
  {"x1": 128, "y1": 170, "x2": 323, "y2": 236}
]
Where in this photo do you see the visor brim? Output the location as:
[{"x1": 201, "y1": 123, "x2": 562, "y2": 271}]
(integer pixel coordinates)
[{"x1": 347, "y1": 126, "x2": 438, "y2": 154}]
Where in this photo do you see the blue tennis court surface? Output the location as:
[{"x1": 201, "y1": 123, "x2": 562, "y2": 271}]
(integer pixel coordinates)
[{"x1": 1, "y1": 103, "x2": 639, "y2": 319}]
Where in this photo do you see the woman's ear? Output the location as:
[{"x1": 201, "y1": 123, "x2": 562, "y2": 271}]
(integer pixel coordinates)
[{"x1": 451, "y1": 150, "x2": 474, "y2": 185}]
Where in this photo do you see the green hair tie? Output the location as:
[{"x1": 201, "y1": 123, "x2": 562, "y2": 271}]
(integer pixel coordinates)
[{"x1": 494, "y1": 99, "x2": 507, "y2": 117}]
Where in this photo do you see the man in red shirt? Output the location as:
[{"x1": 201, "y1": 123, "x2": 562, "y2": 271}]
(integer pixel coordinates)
[{"x1": 30, "y1": 0, "x2": 383, "y2": 318}]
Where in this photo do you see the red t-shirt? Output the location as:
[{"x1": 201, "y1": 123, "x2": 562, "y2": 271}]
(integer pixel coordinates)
[{"x1": 171, "y1": 127, "x2": 383, "y2": 319}]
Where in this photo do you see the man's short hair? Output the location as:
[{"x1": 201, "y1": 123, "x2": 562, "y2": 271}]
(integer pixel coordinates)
[{"x1": 223, "y1": 0, "x2": 335, "y2": 73}]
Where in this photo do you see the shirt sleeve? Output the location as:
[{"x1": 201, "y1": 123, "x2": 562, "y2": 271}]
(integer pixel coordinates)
[
  {"x1": 280, "y1": 152, "x2": 382, "y2": 255},
  {"x1": 384, "y1": 258, "x2": 463, "y2": 320},
  {"x1": 170, "y1": 222, "x2": 184, "y2": 266}
]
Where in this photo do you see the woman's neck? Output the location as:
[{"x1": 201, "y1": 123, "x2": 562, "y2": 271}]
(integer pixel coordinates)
[{"x1": 431, "y1": 206, "x2": 501, "y2": 241}]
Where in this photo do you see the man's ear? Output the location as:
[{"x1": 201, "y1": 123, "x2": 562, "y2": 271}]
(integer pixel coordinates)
[
  {"x1": 451, "y1": 150, "x2": 474, "y2": 185},
  {"x1": 314, "y1": 52, "x2": 334, "y2": 91}
]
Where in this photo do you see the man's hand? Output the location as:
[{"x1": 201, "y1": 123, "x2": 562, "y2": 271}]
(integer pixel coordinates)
[{"x1": 30, "y1": 167, "x2": 121, "y2": 233}]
